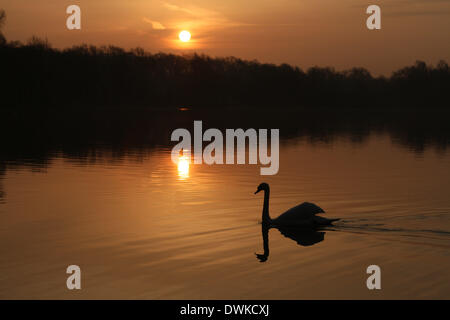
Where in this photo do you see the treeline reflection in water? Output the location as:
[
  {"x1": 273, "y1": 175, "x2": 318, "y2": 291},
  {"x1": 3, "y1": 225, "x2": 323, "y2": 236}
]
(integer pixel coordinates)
[{"x1": 1, "y1": 107, "x2": 450, "y2": 203}]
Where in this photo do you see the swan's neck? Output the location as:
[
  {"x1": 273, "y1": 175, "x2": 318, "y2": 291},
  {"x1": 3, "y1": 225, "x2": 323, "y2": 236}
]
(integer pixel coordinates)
[{"x1": 262, "y1": 189, "x2": 271, "y2": 224}]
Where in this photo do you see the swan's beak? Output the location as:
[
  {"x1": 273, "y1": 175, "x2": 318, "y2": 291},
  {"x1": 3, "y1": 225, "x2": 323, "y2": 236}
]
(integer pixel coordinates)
[{"x1": 254, "y1": 189, "x2": 261, "y2": 194}]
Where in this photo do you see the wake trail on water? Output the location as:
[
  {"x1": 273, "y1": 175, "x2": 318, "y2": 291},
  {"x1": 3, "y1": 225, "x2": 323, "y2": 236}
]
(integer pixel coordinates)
[{"x1": 325, "y1": 218, "x2": 450, "y2": 244}]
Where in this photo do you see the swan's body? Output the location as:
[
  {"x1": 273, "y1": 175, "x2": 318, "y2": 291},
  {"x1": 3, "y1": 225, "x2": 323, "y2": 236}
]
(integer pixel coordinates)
[{"x1": 255, "y1": 183, "x2": 339, "y2": 227}]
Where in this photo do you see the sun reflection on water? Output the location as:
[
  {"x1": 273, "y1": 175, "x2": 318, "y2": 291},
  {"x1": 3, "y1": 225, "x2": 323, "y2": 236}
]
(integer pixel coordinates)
[{"x1": 177, "y1": 155, "x2": 190, "y2": 180}]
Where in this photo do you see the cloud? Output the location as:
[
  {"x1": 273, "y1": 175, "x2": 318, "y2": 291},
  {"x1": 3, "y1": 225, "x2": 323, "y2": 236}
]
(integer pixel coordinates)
[
  {"x1": 163, "y1": 2, "x2": 195, "y2": 15},
  {"x1": 385, "y1": 9, "x2": 450, "y2": 17},
  {"x1": 351, "y1": 0, "x2": 450, "y2": 17},
  {"x1": 143, "y1": 18, "x2": 166, "y2": 30},
  {"x1": 161, "y1": 1, "x2": 251, "y2": 30}
]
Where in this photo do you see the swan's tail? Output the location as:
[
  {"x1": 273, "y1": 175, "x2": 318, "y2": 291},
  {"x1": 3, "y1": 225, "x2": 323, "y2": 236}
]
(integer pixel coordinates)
[{"x1": 314, "y1": 216, "x2": 340, "y2": 225}]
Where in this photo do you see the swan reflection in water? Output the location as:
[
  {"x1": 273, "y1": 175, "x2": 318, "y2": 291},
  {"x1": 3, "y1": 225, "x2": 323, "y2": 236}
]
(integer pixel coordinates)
[{"x1": 255, "y1": 224, "x2": 326, "y2": 262}]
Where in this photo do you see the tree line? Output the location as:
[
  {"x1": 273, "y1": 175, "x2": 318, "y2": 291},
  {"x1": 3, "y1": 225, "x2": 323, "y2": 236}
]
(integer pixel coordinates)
[{"x1": 0, "y1": 27, "x2": 448, "y2": 108}]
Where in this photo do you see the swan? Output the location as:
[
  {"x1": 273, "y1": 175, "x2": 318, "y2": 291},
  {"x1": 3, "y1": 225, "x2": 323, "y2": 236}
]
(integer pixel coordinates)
[{"x1": 254, "y1": 182, "x2": 340, "y2": 227}]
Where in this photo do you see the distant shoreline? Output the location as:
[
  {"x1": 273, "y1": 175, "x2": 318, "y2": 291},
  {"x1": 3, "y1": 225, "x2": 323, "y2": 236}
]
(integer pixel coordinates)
[{"x1": 1, "y1": 38, "x2": 449, "y2": 109}]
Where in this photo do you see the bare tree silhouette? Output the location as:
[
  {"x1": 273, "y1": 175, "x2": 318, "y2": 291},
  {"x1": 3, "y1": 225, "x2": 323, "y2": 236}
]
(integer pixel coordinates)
[{"x1": 0, "y1": 9, "x2": 6, "y2": 45}]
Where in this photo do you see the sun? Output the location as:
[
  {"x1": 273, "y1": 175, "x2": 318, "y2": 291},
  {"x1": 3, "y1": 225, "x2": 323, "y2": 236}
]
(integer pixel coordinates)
[{"x1": 179, "y1": 30, "x2": 191, "y2": 42}]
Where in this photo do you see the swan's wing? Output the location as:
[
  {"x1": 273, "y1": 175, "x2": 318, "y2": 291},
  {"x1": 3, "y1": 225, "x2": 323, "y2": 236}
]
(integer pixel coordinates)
[
  {"x1": 279, "y1": 202, "x2": 325, "y2": 218},
  {"x1": 274, "y1": 202, "x2": 325, "y2": 225},
  {"x1": 299, "y1": 202, "x2": 325, "y2": 215}
]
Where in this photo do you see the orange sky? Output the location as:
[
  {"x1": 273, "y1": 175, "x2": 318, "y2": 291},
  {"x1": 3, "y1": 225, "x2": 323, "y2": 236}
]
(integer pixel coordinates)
[{"x1": 2, "y1": 0, "x2": 450, "y2": 75}]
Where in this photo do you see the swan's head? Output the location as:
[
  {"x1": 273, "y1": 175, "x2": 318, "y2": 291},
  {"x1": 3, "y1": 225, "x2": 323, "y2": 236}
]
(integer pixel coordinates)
[{"x1": 254, "y1": 182, "x2": 270, "y2": 194}]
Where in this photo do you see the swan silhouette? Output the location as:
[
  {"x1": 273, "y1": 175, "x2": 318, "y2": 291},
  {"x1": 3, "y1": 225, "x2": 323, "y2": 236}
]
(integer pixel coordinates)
[{"x1": 254, "y1": 182, "x2": 340, "y2": 227}]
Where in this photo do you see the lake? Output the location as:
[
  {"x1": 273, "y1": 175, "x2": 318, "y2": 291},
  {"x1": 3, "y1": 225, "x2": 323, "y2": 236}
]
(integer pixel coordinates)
[{"x1": 0, "y1": 108, "x2": 449, "y2": 299}]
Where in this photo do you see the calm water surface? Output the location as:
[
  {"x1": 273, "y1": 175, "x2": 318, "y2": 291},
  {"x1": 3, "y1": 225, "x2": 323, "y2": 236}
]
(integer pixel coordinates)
[{"x1": 1, "y1": 133, "x2": 450, "y2": 299}]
